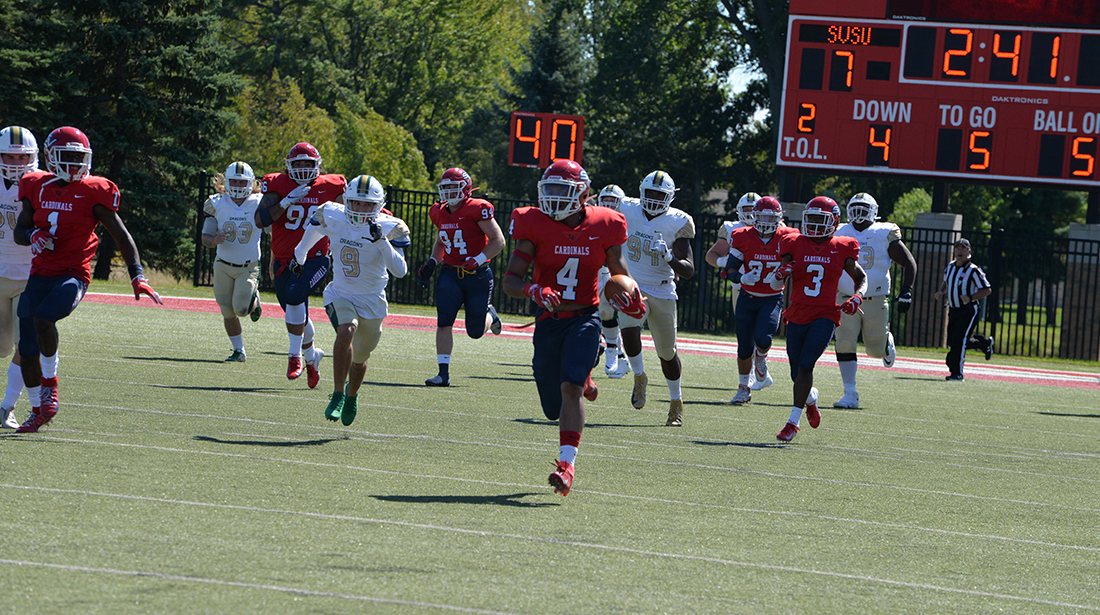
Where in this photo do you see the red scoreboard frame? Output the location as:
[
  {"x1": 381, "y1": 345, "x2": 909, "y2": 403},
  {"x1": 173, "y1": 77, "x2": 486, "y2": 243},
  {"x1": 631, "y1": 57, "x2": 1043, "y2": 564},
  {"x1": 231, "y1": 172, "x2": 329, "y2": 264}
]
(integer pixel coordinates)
[
  {"x1": 777, "y1": 0, "x2": 1100, "y2": 188},
  {"x1": 507, "y1": 111, "x2": 585, "y2": 169}
]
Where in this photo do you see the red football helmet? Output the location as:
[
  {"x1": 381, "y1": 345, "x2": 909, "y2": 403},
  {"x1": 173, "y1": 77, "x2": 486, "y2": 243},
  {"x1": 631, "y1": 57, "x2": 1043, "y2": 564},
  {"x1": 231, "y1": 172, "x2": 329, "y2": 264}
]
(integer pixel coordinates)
[
  {"x1": 45, "y1": 126, "x2": 92, "y2": 182},
  {"x1": 285, "y1": 142, "x2": 321, "y2": 185},
  {"x1": 438, "y1": 167, "x2": 472, "y2": 207},
  {"x1": 537, "y1": 160, "x2": 590, "y2": 220},
  {"x1": 752, "y1": 196, "x2": 783, "y2": 234},
  {"x1": 802, "y1": 196, "x2": 840, "y2": 238}
]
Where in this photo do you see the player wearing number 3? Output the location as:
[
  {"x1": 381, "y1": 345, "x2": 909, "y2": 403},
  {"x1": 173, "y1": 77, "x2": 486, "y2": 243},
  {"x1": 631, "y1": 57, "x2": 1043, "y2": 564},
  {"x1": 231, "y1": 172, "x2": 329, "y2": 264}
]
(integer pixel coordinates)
[
  {"x1": 503, "y1": 160, "x2": 643, "y2": 496},
  {"x1": 418, "y1": 168, "x2": 505, "y2": 387},
  {"x1": 255, "y1": 143, "x2": 346, "y2": 389},
  {"x1": 769, "y1": 196, "x2": 865, "y2": 442},
  {"x1": 13, "y1": 126, "x2": 163, "y2": 433}
]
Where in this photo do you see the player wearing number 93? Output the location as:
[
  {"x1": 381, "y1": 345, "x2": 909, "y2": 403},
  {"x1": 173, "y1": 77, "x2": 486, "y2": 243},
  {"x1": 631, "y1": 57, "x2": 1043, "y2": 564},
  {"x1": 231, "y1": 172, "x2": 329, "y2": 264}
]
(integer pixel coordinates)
[
  {"x1": 255, "y1": 142, "x2": 346, "y2": 389},
  {"x1": 13, "y1": 126, "x2": 163, "y2": 433},
  {"x1": 502, "y1": 159, "x2": 642, "y2": 497},
  {"x1": 294, "y1": 174, "x2": 410, "y2": 426},
  {"x1": 769, "y1": 196, "x2": 864, "y2": 443}
]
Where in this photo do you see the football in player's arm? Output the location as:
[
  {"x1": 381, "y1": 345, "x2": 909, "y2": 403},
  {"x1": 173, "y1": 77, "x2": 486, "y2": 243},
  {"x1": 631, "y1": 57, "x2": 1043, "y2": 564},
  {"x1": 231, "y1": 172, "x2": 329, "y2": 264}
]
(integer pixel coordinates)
[
  {"x1": 501, "y1": 160, "x2": 644, "y2": 497},
  {"x1": 292, "y1": 175, "x2": 410, "y2": 426}
]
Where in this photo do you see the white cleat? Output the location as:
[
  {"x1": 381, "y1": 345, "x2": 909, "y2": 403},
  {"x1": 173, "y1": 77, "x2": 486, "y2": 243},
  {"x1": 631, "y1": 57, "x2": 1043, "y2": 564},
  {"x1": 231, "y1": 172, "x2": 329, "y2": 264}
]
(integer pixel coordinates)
[
  {"x1": 833, "y1": 391, "x2": 860, "y2": 409},
  {"x1": 1, "y1": 405, "x2": 19, "y2": 429},
  {"x1": 883, "y1": 332, "x2": 896, "y2": 368},
  {"x1": 750, "y1": 367, "x2": 773, "y2": 391},
  {"x1": 605, "y1": 346, "x2": 619, "y2": 376},
  {"x1": 609, "y1": 353, "x2": 630, "y2": 379},
  {"x1": 730, "y1": 386, "x2": 752, "y2": 405}
]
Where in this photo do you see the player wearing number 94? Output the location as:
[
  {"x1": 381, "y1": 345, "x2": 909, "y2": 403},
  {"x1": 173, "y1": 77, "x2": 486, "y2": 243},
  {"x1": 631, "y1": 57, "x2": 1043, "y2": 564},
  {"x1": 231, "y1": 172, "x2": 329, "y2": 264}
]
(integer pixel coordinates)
[
  {"x1": 503, "y1": 159, "x2": 643, "y2": 497},
  {"x1": 13, "y1": 126, "x2": 163, "y2": 434},
  {"x1": 255, "y1": 142, "x2": 346, "y2": 389}
]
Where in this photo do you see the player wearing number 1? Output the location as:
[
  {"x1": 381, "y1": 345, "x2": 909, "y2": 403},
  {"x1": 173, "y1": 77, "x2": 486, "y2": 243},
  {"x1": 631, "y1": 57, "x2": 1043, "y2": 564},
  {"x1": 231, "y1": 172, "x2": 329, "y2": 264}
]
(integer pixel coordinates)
[
  {"x1": 13, "y1": 126, "x2": 163, "y2": 433},
  {"x1": 502, "y1": 160, "x2": 642, "y2": 496},
  {"x1": 418, "y1": 168, "x2": 505, "y2": 386},
  {"x1": 255, "y1": 143, "x2": 346, "y2": 389}
]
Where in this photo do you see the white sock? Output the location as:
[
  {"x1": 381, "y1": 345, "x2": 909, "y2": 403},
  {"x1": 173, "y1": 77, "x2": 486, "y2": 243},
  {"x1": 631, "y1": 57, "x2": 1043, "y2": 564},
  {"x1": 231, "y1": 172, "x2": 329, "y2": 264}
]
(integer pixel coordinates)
[
  {"x1": 628, "y1": 353, "x2": 645, "y2": 375},
  {"x1": 229, "y1": 335, "x2": 244, "y2": 352},
  {"x1": 560, "y1": 445, "x2": 578, "y2": 466},
  {"x1": 288, "y1": 333, "x2": 303, "y2": 356},
  {"x1": 437, "y1": 354, "x2": 451, "y2": 365},
  {"x1": 667, "y1": 377, "x2": 682, "y2": 401},
  {"x1": 738, "y1": 373, "x2": 751, "y2": 387},
  {"x1": 3, "y1": 362, "x2": 24, "y2": 407},
  {"x1": 27, "y1": 385, "x2": 40, "y2": 408},
  {"x1": 303, "y1": 318, "x2": 315, "y2": 347},
  {"x1": 789, "y1": 406, "x2": 802, "y2": 425},
  {"x1": 603, "y1": 327, "x2": 620, "y2": 348},
  {"x1": 41, "y1": 353, "x2": 59, "y2": 379},
  {"x1": 838, "y1": 361, "x2": 858, "y2": 392}
]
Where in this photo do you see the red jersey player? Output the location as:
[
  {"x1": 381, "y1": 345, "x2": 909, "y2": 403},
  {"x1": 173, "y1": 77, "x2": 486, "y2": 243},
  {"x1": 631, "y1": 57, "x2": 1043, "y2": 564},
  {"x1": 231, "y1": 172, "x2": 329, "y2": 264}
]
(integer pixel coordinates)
[
  {"x1": 417, "y1": 167, "x2": 505, "y2": 386},
  {"x1": 502, "y1": 159, "x2": 645, "y2": 496},
  {"x1": 253, "y1": 142, "x2": 346, "y2": 388},
  {"x1": 13, "y1": 126, "x2": 162, "y2": 433},
  {"x1": 766, "y1": 196, "x2": 865, "y2": 442}
]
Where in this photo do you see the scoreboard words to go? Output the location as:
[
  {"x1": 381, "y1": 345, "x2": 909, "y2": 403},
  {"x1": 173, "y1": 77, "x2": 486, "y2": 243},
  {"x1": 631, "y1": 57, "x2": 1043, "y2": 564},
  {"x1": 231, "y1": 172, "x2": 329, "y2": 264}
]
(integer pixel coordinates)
[
  {"x1": 778, "y1": 0, "x2": 1100, "y2": 188},
  {"x1": 507, "y1": 112, "x2": 585, "y2": 169}
]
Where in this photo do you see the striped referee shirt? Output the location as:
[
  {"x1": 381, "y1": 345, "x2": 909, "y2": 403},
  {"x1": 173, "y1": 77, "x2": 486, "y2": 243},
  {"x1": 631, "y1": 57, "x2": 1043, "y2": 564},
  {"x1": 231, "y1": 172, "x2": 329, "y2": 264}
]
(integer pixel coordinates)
[{"x1": 942, "y1": 260, "x2": 990, "y2": 308}]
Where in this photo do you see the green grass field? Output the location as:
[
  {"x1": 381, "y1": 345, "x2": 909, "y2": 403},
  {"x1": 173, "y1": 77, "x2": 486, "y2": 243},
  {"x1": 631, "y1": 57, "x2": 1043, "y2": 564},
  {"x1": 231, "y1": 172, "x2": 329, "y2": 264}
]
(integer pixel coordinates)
[{"x1": 2, "y1": 290, "x2": 1099, "y2": 614}]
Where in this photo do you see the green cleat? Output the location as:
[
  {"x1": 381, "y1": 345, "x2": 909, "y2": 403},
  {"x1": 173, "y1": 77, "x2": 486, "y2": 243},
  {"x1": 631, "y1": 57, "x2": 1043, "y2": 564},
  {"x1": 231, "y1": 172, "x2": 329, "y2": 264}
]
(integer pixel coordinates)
[
  {"x1": 341, "y1": 394, "x2": 358, "y2": 426},
  {"x1": 324, "y1": 391, "x2": 345, "y2": 422},
  {"x1": 249, "y1": 294, "x2": 263, "y2": 322},
  {"x1": 225, "y1": 349, "x2": 246, "y2": 362}
]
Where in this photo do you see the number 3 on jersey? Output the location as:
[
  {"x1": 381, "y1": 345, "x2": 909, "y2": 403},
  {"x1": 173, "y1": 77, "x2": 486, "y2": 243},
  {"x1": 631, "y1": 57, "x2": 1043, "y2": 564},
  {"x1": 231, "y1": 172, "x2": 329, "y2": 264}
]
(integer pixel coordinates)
[{"x1": 439, "y1": 229, "x2": 467, "y2": 255}]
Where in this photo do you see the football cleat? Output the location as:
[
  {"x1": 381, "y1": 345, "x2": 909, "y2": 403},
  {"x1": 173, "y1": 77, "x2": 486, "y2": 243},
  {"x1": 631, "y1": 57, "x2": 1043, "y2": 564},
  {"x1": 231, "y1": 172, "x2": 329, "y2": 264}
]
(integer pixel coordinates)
[
  {"x1": 776, "y1": 421, "x2": 800, "y2": 442},
  {"x1": 666, "y1": 399, "x2": 684, "y2": 427},
  {"x1": 631, "y1": 373, "x2": 648, "y2": 409},
  {"x1": 805, "y1": 387, "x2": 821, "y2": 429},
  {"x1": 985, "y1": 336, "x2": 994, "y2": 361},
  {"x1": 731, "y1": 386, "x2": 752, "y2": 405},
  {"x1": 225, "y1": 349, "x2": 246, "y2": 363},
  {"x1": 39, "y1": 377, "x2": 58, "y2": 417},
  {"x1": 341, "y1": 394, "x2": 358, "y2": 426},
  {"x1": 548, "y1": 460, "x2": 575, "y2": 496},
  {"x1": 945, "y1": 373, "x2": 964, "y2": 381},
  {"x1": 2, "y1": 405, "x2": 20, "y2": 429},
  {"x1": 610, "y1": 353, "x2": 630, "y2": 379},
  {"x1": 604, "y1": 344, "x2": 619, "y2": 375},
  {"x1": 488, "y1": 305, "x2": 502, "y2": 335},
  {"x1": 750, "y1": 365, "x2": 773, "y2": 390},
  {"x1": 324, "y1": 391, "x2": 345, "y2": 422},
  {"x1": 833, "y1": 391, "x2": 859, "y2": 409},
  {"x1": 249, "y1": 294, "x2": 263, "y2": 322},
  {"x1": 15, "y1": 409, "x2": 52, "y2": 433},
  {"x1": 883, "y1": 332, "x2": 896, "y2": 367},
  {"x1": 306, "y1": 348, "x2": 324, "y2": 389},
  {"x1": 287, "y1": 355, "x2": 304, "y2": 380},
  {"x1": 425, "y1": 375, "x2": 450, "y2": 387},
  {"x1": 583, "y1": 373, "x2": 598, "y2": 402}
]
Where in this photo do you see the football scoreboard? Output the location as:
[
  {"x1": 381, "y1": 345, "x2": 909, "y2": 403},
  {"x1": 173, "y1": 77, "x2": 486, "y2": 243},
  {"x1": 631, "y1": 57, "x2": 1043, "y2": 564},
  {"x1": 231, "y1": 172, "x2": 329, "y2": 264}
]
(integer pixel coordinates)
[
  {"x1": 777, "y1": 0, "x2": 1100, "y2": 188},
  {"x1": 507, "y1": 111, "x2": 585, "y2": 169}
]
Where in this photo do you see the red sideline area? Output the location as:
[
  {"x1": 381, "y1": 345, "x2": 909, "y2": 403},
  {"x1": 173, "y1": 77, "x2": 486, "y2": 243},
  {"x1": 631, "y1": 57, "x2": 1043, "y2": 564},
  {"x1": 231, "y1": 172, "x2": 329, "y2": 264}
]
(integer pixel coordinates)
[{"x1": 85, "y1": 292, "x2": 1100, "y2": 390}]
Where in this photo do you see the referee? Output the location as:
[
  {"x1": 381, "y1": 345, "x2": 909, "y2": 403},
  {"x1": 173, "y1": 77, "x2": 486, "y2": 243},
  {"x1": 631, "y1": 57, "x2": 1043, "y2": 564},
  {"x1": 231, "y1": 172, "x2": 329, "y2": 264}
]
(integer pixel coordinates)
[{"x1": 934, "y1": 238, "x2": 993, "y2": 381}]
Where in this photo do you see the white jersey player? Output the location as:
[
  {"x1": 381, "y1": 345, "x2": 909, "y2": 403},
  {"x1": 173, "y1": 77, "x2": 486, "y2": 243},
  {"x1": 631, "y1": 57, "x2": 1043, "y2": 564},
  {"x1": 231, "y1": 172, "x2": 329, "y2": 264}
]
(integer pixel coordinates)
[
  {"x1": 592, "y1": 184, "x2": 630, "y2": 378},
  {"x1": 0, "y1": 126, "x2": 36, "y2": 428},
  {"x1": 619, "y1": 171, "x2": 696, "y2": 427},
  {"x1": 832, "y1": 192, "x2": 917, "y2": 408},
  {"x1": 201, "y1": 161, "x2": 265, "y2": 363},
  {"x1": 294, "y1": 174, "x2": 410, "y2": 426},
  {"x1": 711, "y1": 192, "x2": 760, "y2": 314}
]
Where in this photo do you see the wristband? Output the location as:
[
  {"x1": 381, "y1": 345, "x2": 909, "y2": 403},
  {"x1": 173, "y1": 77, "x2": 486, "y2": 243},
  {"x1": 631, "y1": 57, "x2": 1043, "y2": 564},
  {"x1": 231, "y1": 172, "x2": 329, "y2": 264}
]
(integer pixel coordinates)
[
  {"x1": 472, "y1": 253, "x2": 488, "y2": 266},
  {"x1": 23, "y1": 228, "x2": 34, "y2": 244},
  {"x1": 128, "y1": 263, "x2": 145, "y2": 280},
  {"x1": 279, "y1": 197, "x2": 294, "y2": 209}
]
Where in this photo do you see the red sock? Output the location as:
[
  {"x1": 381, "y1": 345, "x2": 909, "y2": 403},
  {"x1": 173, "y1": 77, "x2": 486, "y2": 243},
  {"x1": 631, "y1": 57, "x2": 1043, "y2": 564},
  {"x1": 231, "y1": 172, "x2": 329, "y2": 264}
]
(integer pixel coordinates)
[{"x1": 560, "y1": 430, "x2": 581, "y2": 448}]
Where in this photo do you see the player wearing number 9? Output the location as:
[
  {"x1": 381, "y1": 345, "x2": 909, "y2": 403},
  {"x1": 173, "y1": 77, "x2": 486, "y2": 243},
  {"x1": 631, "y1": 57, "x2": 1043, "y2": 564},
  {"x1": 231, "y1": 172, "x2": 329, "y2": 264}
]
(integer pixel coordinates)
[
  {"x1": 201, "y1": 161, "x2": 265, "y2": 364},
  {"x1": 254, "y1": 142, "x2": 346, "y2": 388},
  {"x1": 12, "y1": 126, "x2": 163, "y2": 434},
  {"x1": 772, "y1": 196, "x2": 865, "y2": 444},
  {"x1": 502, "y1": 159, "x2": 633, "y2": 497}
]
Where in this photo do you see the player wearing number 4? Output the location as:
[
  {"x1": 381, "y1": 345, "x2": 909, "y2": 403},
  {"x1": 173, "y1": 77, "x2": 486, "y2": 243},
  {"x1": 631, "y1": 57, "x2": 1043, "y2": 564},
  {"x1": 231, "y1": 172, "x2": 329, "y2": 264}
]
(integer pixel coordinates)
[
  {"x1": 13, "y1": 126, "x2": 163, "y2": 433},
  {"x1": 768, "y1": 196, "x2": 865, "y2": 442},
  {"x1": 618, "y1": 171, "x2": 695, "y2": 427},
  {"x1": 294, "y1": 175, "x2": 410, "y2": 425},
  {"x1": 503, "y1": 160, "x2": 644, "y2": 496},
  {"x1": 417, "y1": 168, "x2": 505, "y2": 387},
  {"x1": 255, "y1": 142, "x2": 346, "y2": 389},
  {"x1": 705, "y1": 196, "x2": 797, "y2": 405},
  {"x1": 832, "y1": 192, "x2": 917, "y2": 408},
  {"x1": 201, "y1": 162, "x2": 265, "y2": 363}
]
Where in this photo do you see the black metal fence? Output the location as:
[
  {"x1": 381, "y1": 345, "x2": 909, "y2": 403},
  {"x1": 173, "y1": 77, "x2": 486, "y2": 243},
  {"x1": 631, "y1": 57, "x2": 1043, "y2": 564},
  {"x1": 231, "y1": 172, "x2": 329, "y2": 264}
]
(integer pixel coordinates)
[{"x1": 192, "y1": 181, "x2": 1100, "y2": 361}]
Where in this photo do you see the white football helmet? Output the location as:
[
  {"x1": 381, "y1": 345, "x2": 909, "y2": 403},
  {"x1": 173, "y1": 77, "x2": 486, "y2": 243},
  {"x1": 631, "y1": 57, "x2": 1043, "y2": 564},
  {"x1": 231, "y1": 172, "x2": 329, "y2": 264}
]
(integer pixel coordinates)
[
  {"x1": 639, "y1": 170, "x2": 676, "y2": 216},
  {"x1": 0, "y1": 126, "x2": 39, "y2": 182},
  {"x1": 802, "y1": 196, "x2": 840, "y2": 238},
  {"x1": 344, "y1": 174, "x2": 385, "y2": 226},
  {"x1": 438, "y1": 167, "x2": 472, "y2": 207},
  {"x1": 537, "y1": 160, "x2": 590, "y2": 220},
  {"x1": 736, "y1": 192, "x2": 760, "y2": 225},
  {"x1": 752, "y1": 196, "x2": 783, "y2": 235},
  {"x1": 224, "y1": 161, "x2": 255, "y2": 200},
  {"x1": 597, "y1": 184, "x2": 626, "y2": 210},
  {"x1": 285, "y1": 142, "x2": 322, "y2": 185},
  {"x1": 45, "y1": 126, "x2": 92, "y2": 182},
  {"x1": 847, "y1": 192, "x2": 879, "y2": 224}
]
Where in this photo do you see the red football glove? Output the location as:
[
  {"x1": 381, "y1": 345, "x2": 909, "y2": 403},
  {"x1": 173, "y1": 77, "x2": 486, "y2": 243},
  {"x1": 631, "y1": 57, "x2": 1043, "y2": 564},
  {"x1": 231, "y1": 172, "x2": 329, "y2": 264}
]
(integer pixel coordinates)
[
  {"x1": 772, "y1": 262, "x2": 795, "y2": 281},
  {"x1": 610, "y1": 286, "x2": 647, "y2": 319},
  {"x1": 523, "y1": 283, "x2": 562, "y2": 310},
  {"x1": 29, "y1": 229, "x2": 55, "y2": 255},
  {"x1": 131, "y1": 275, "x2": 164, "y2": 305},
  {"x1": 840, "y1": 294, "x2": 863, "y2": 315},
  {"x1": 461, "y1": 257, "x2": 480, "y2": 272}
]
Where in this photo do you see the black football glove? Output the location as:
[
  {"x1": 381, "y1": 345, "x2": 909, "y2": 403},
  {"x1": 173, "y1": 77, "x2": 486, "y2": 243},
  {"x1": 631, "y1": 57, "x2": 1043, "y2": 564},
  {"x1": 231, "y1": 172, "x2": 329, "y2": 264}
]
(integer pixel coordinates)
[
  {"x1": 417, "y1": 258, "x2": 437, "y2": 288},
  {"x1": 289, "y1": 258, "x2": 303, "y2": 278},
  {"x1": 719, "y1": 257, "x2": 742, "y2": 284},
  {"x1": 367, "y1": 221, "x2": 383, "y2": 243},
  {"x1": 895, "y1": 286, "x2": 913, "y2": 314}
]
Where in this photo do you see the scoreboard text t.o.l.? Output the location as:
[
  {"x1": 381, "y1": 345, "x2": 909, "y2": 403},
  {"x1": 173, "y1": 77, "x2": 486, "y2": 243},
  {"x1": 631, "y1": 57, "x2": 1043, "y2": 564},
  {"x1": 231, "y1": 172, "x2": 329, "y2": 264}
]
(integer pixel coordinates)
[
  {"x1": 508, "y1": 111, "x2": 585, "y2": 169},
  {"x1": 777, "y1": 0, "x2": 1100, "y2": 188}
]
